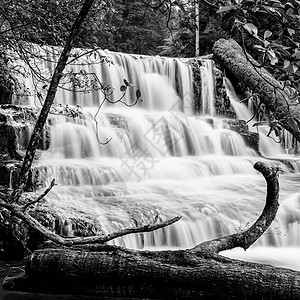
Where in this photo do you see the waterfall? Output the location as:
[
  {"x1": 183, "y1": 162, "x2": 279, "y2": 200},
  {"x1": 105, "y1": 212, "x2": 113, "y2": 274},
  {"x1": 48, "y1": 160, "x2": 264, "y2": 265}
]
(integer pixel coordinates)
[
  {"x1": 16, "y1": 45, "x2": 300, "y2": 271},
  {"x1": 224, "y1": 77, "x2": 284, "y2": 156},
  {"x1": 200, "y1": 60, "x2": 215, "y2": 116}
]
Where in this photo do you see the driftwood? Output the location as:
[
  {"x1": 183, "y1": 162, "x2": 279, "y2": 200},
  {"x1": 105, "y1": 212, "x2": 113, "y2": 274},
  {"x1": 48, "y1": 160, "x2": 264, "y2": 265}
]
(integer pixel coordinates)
[
  {"x1": 212, "y1": 38, "x2": 300, "y2": 143},
  {"x1": 4, "y1": 161, "x2": 300, "y2": 299}
]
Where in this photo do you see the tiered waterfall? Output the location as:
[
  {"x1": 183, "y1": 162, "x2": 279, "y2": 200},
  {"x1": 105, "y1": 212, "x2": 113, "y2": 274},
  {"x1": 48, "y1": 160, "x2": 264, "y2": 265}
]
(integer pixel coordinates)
[{"x1": 16, "y1": 46, "x2": 300, "y2": 271}]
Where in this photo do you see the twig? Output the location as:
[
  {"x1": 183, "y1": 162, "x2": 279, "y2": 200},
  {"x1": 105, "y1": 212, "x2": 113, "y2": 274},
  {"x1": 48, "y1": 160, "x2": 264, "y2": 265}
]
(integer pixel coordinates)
[
  {"x1": 201, "y1": 0, "x2": 218, "y2": 9},
  {"x1": 22, "y1": 179, "x2": 56, "y2": 211},
  {"x1": 62, "y1": 216, "x2": 182, "y2": 245}
]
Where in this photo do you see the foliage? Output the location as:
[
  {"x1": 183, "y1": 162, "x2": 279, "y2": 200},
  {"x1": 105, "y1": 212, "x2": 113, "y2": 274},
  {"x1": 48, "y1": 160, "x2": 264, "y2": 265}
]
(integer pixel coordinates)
[
  {"x1": 0, "y1": 0, "x2": 110, "y2": 47},
  {"x1": 211, "y1": 0, "x2": 300, "y2": 138},
  {"x1": 153, "y1": 0, "x2": 300, "y2": 136},
  {"x1": 0, "y1": 0, "x2": 169, "y2": 53},
  {"x1": 158, "y1": 8, "x2": 196, "y2": 57},
  {"x1": 0, "y1": 50, "x2": 14, "y2": 99},
  {"x1": 98, "y1": 0, "x2": 169, "y2": 55},
  {"x1": 215, "y1": 0, "x2": 300, "y2": 92},
  {"x1": 156, "y1": 0, "x2": 230, "y2": 57}
]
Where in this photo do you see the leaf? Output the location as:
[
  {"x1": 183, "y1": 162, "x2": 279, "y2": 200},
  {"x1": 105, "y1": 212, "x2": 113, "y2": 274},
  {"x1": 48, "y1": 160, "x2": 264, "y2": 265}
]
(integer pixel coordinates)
[
  {"x1": 136, "y1": 89, "x2": 141, "y2": 99},
  {"x1": 252, "y1": 121, "x2": 269, "y2": 127},
  {"x1": 216, "y1": 5, "x2": 237, "y2": 13},
  {"x1": 267, "y1": 49, "x2": 278, "y2": 65},
  {"x1": 263, "y1": 40, "x2": 270, "y2": 47},
  {"x1": 286, "y1": 64, "x2": 295, "y2": 75},
  {"x1": 285, "y1": 1, "x2": 295, "y2": 8},
  {"x1": 292, "y1": 64, "x2": 299, "y2": 73},
  {"x1": 254, "y1": 45, "x2": 266, "y2": 52},
  {"x1": 270, "y1": 43, "x2": 291, "y2": 56},
  {"x1": 269, "y1": 56, "x2": 279, "y2": 65},
  {"x1": 292, "y1": 50, "x2": 300, "y2": 60},
  {"x1": 267, "y1": 48, "x2": 277, "y2": 58},
  {"x1": 284, "y1": 60, "x2": 291, "y2": 68},
  {"x1": 264, "y1": 30, "x2": 272, "y2": 39},
  {"x1": 273, "y1": 126, "x2": 282, "y2": 137},
  {"x1": 287, "y1": 28, "x2": 295, "y2": 36},
  {"x1": 123, "y1": 79, "x2": 133, "y2": 87},
  {"x1": 288, "y1": 118, "x2": 299, "y2": 132},
  {"x1": 243, "y1": 23, "x2": 258, "y2": 36},
  {"x1": 295, "y1": 118, "x2": 300, "y2": 129},
  {"x1": 120, "y1": 85, "x2": 127, "y2": 92}
]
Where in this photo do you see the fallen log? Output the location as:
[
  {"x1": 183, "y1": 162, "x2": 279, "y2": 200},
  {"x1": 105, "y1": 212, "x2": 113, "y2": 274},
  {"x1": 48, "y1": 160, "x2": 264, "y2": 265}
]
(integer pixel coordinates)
[
  {"x1": 212, "y1": 38, "x2": 300, "y2": 142},
  {"x1": 4, "y1": 161, "x2": 300, "y2": 299},
  {"x1": 4, "y1": 246, "x2": 300, "y2": 299}
]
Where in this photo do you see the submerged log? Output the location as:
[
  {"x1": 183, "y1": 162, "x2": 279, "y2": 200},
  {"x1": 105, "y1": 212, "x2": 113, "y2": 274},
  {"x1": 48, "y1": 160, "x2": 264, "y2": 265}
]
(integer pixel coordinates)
[{"x1": 212, "y1": 38, "x2": 300, "y2": 143}]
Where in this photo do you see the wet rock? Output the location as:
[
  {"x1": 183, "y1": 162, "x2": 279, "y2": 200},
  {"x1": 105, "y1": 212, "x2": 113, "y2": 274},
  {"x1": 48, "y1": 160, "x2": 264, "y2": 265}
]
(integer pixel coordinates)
[
  {"x1": 0, "y1": 105, "x2": 39, "y2": 159},
  {"x1": 0, "y1": 161, "x2": 19, "y2": 188},
  {"x1": 222, "y1": 119, "x2": 260, "y2": 153},
  {"x1": 0, "y1": 123, "x2": 23, "y2": 160},
  {"x1": 0, "y1": 199, "x2": 105, "y2": 259},
  {"x1": 191, "y1": 59, "x2": 202, "y2": 114},
  {"x1": 0, "y1": 161, "x2": 40, "y2": 192},
  {"x1": 0, "y1": 212, "x2": 30, "y2": 259}
]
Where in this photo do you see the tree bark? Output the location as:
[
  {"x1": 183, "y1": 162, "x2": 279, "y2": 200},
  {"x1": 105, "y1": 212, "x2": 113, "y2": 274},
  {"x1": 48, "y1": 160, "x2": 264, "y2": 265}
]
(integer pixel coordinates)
[
  {"x1": 3, "y1": 246, "x2": 300, "y2": 299},
  {"x1": 212, "y1": 38, "x2": 300, "y2": 142}
]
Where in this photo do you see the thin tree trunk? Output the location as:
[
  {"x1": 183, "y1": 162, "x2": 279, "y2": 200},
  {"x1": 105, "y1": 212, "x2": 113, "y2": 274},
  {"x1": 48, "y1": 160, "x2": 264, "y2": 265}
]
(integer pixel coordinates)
[{"x1": 10, "y1": 0, "x2": 98, "y2": 203}]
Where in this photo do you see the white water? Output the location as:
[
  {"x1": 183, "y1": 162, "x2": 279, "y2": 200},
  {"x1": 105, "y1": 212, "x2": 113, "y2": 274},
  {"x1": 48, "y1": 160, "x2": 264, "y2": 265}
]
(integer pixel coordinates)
[
  {"x1": 18, "y1": 46, "x2": 300, "y2": 271},
  {"x1": 224, "y1": 77, "x2": 284, "y2": 156}
]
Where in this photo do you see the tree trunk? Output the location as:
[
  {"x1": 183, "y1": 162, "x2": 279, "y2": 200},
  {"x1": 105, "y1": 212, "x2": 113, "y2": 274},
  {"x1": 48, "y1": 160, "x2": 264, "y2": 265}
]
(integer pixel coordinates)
[
  {"x1": 3, "y1": 246, "x2": 300, "y2": 299},
  {"x1": 212, "y1": 38, "x2": 300, "y2": 142}
]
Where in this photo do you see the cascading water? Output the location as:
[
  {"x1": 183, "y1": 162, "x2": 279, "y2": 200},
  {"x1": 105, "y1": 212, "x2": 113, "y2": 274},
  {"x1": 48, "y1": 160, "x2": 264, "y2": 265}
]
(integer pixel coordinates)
[
  {"x1": 17, "y1": 46, "x2": 300, "y2": 271},
  {"x1": 224, "y1": 77, "x2": 284, "y2": 156}
]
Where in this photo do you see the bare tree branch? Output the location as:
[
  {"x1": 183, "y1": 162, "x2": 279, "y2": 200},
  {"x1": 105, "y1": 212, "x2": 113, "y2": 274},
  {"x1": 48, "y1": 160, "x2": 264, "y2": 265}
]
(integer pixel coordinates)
[
  {"x1": 0, "y1": 195, "x2": 181, "y2": 246},
  {"x1": 22, "y1": 179, "x2": 56, "y2": 211},
  {"x1": 193, "y1": 161, "x2": 279, "y2": 256}
]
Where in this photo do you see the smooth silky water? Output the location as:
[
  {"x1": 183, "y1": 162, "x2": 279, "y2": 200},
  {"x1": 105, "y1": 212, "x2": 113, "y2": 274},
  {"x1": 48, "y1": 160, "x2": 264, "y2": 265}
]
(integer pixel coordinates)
[{"x1": 13, "y1": 47, "x2": 300, "y2": 275}]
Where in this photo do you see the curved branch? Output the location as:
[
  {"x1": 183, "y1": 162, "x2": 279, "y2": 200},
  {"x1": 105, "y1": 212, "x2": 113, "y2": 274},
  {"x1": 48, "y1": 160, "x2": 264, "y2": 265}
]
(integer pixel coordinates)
[
  {"x1": 193, "y1": 161, "x2": 279, "y2": 255},
  {"x1": 0, "y1": 196, "x2": 181, "y2": 246}
]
